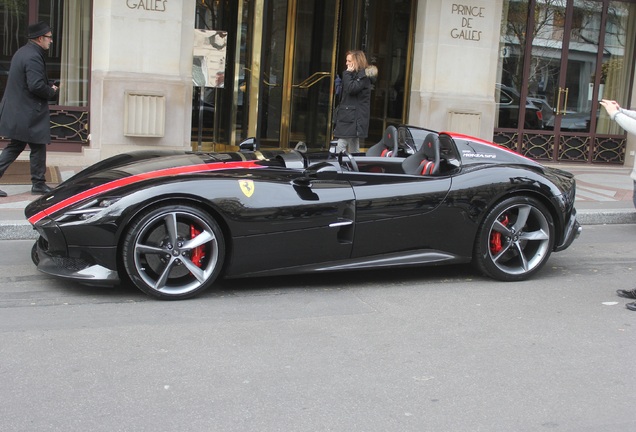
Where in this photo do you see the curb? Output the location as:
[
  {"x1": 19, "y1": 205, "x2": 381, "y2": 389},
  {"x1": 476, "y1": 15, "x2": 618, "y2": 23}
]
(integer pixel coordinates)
[
  {"x1": 0, "y1": 210, "x2": 634, "y2": 241},
  {"x1": 0, "y1": 221, "x2": 38, "y2": 240},
  {"x1": 577, "y1": 209, "x2": 636, "y2": 226}
]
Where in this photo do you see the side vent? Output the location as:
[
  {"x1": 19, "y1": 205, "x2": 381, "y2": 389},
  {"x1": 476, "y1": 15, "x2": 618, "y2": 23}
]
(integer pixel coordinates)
[{"x1": 124, "y1": 91, "x2": 166, "y2": 137}]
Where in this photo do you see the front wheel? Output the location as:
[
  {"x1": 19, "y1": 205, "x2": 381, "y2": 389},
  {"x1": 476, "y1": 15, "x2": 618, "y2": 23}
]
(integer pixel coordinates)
[
  {"x1": 474, "y1": 196, "x2": 554, "y2": 281},
  {"x1": 122, "y1": 204, "x2": 225, "y2": 300},
  {"x1": 31, "y1": 241, "x2": 39, "y2": 266}
]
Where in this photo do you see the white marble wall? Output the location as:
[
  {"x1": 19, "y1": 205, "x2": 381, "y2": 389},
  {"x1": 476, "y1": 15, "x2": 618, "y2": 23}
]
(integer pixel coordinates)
[{"x1": 61, "y1": 0, "x2": 197, "y2": 165}]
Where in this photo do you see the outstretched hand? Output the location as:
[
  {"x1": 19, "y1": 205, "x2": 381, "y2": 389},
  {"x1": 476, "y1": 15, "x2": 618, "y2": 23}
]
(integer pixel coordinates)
[{"x1": 600, "y1": 99, "x2": 620, "y2": 117}]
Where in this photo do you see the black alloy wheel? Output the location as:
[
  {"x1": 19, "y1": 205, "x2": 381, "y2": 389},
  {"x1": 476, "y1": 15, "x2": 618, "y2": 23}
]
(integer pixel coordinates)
[
  {"x1": 474, "y1": 196, "x2": 554, "y2": 281},
  {"x1": 31, "y1": 241, "x2": 39, "y2": 266},
  {"x1": 122, "y1": 204, "x2": 225, "y2": 300}
]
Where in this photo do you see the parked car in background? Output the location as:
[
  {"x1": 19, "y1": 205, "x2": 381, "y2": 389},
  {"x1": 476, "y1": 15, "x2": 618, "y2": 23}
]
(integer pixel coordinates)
[
  {"x1": 528, "y1": 96, "x2": 554, "y2": 127},
  {"x1": 496, "y1": 83, "x2": 543, "y2": 129},
  {"x1": 544, "y1": 109, "x2": 599, "y2": 132}
]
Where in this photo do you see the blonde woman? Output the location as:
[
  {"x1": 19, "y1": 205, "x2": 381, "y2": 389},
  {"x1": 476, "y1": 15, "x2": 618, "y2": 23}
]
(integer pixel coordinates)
[{"x1": 333, "y1": 50, "x2": 378, "y2": 153}]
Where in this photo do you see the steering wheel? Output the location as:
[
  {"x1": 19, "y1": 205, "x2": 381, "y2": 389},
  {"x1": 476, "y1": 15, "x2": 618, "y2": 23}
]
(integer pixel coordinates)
[{"x1": 338, "y1": 151, "x2": 359, "y2": 172}]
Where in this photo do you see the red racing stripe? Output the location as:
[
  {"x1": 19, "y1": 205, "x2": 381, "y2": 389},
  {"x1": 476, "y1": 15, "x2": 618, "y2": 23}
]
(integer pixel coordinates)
[{"x1": 28, "y1": 160, "x2": 263, "y2": 225}]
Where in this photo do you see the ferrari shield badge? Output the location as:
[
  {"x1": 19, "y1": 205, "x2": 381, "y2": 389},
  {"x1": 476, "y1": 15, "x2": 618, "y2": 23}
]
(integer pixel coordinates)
[{"x1": 239, "y1": 179, "x2": 255, "y2": 197}]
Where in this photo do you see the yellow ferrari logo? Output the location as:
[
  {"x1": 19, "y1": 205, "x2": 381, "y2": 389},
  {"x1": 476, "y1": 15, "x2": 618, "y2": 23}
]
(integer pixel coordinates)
[{"x1": 239, "y1": 179, "x2": 255, "y2": 197}]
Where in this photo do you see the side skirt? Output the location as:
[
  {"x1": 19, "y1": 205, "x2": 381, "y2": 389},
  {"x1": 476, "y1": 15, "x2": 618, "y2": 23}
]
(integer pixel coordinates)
[{"x1": 225, "y1": 249, "x2": 470, "y2": 279}]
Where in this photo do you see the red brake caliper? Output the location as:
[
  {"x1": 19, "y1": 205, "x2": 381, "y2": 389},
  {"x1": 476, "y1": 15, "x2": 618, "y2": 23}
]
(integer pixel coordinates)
[
  {"x1": 490, "y1": 215, "x2": 509, "y2": 254},
  {"x1": 190, "y1": 225, "x2": 205, "y2": 268}
]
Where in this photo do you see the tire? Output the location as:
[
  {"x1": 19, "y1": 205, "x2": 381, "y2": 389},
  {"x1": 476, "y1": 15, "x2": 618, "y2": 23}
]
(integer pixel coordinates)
[
  {"x1": 474, "y1": 196, "x2": 554, "y2": 281},
  {"x1": 31, "y1": 241, "x2": 40, "y2": 266},
  {"x1": 122, "y1": 204, "x2": 225, "y2": 300}
]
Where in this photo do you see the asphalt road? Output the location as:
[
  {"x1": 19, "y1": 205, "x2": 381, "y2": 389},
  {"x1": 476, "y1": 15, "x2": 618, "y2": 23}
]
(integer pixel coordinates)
[{"x1": 1, "y1": 225, "x2": 635, "y2": 432}]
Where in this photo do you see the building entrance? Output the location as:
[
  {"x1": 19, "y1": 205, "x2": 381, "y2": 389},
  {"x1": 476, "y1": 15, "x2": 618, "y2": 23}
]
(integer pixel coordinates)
[
  {"x1": 193, "y1": 0, "x2": 416, "y2": 151},
  {"x1": 255, "y1": 0, "x2": 339, "y2": 148}
]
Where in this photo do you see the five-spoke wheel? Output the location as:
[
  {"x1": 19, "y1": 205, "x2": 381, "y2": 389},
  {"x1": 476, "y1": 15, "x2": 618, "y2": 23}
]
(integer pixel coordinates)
[
  {"x1": 474, "y1": 196, "x2": 554, "y2": 281},
  {"x1": 122, "y1": 204, "x2": 224, "y2": 300}
]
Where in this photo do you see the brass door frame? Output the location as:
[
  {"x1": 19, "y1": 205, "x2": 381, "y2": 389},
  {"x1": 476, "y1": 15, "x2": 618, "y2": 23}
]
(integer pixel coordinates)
[
  {"x1": 247, "y1": 0, "x2": 340, "y2": 148},
  {"x1": 246, "y1": 0, "x2": 264, "y2": 140},
  {"x1": 282, "y1": 0, "x2": 340, "y2": 148},
  {"x1": 279, "y1": 0, "x2": 297, "y2": 147}
]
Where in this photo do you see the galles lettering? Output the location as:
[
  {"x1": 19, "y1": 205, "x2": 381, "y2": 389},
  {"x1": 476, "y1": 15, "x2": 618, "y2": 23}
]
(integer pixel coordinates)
[
  {"x1": 451, "y1": 29, "x2": 482, "y2": 41},
  {"x1": 126, "y1": 0, "x2": 167, "y2": 12}
]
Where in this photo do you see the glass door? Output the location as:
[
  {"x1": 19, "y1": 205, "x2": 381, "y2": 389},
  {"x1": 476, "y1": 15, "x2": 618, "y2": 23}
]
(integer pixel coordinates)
[
  {"x1": 596, "y1": 1, "x2": 636, "y2": 135},
  {"x1": 217, "y1": 0, "x2": 415, "y2": 150},
  {"x1": 544, "y1": 1, "x2": 602, "y2": 137},
  {"x1": 258, "y1": 0, "x2": 339, "y2": 149}
]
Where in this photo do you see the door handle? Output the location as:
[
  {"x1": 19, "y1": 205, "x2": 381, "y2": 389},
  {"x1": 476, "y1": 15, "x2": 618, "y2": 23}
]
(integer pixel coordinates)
[
  {"x1": 556, "y1": 87, "x2": 569, "y2": 115},
  {"x1": 262, "y1": 72, "x2": 281, "y2": 87},
  {"x1": 329, "y1": 219, "x2": 353, "y2": 228},
  {"x1": 293, "y1": 72, "x2": 331, "y2": 89}
]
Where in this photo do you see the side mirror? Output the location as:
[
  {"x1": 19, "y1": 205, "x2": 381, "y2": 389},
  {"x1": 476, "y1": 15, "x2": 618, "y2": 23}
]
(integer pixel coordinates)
[
  {"x1": 293, "y1": 162, "x2": 339, "y2": 186},
  {"x1": 305, "y1": 162, "x2": 339, "y2": 180},
  {"x1": 239, "y1": 137, "x2": 258, "y2": 152}
]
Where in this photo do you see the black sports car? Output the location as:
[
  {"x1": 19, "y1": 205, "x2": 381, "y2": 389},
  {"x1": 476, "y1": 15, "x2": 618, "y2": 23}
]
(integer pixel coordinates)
[{"x1": 25, "y1": 125, "x2": 581, "y2": 300}]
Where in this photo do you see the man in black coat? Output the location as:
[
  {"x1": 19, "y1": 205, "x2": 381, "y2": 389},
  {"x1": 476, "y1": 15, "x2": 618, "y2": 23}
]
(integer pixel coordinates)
[{"x1": 0, "y1": 21, "x2": 58, "y2": 197}]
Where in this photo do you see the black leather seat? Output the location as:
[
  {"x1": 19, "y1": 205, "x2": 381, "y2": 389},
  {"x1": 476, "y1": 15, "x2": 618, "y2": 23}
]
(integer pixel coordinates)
[
  {"x1": 401, "y1": 133, "x2": 441, "y2": 175},
  {"x1": 366, "y1": 125, "x2": 399, "y2": 157}
]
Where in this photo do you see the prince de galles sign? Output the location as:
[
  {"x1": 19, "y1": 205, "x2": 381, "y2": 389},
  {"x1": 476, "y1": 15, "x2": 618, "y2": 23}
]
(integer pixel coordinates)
[{"x1": 449, "y1": 3, "x2": 486, "y2": 42}]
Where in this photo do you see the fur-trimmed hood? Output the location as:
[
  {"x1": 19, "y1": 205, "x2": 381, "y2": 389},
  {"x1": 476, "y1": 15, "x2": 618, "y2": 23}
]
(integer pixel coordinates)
[{"x1": 365, "y1": 65, "x2": 378, "y2": 82}]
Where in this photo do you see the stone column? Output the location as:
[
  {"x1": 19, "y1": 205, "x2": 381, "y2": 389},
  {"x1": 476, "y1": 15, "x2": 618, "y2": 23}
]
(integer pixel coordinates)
[
  {"x1": 89, "y1": 0, "x2": 196, "y2": 161},
  {"x1": 409, "y1": 0, "x2": 503, "y2": 141}
]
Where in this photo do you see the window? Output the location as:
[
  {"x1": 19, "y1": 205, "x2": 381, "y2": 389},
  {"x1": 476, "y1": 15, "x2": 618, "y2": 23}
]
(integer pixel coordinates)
[{"x1": 0, "y1": 1, "x2": 91, "y2": 107}]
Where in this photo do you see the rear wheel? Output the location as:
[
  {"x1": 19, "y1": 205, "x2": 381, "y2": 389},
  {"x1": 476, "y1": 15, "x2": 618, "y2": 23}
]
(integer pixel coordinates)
[
  {"x1": 122, "y1": 204, "x2": 224, "y2": 300},
  {"x1": 474, "y1": 196, "x2": 554, "y2": 281}
]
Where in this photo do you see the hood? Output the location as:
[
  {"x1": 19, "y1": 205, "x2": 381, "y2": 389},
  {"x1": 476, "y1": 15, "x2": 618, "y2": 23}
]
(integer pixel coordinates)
[
  {"x1": 24, "y1": 150, "x2": 268, "y2": 223},
  {"x1": 365, "y1": 65, "x2": 378, "y2": 82}
]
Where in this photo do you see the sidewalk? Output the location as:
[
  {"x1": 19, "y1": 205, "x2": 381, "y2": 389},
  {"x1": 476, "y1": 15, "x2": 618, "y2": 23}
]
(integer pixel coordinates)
[
  {"x1": 0, "y1": 163, "x2": 634, "y2": 240},
  {"x1": 551, "y1": 163, "x2": 636, "y2": 225}
]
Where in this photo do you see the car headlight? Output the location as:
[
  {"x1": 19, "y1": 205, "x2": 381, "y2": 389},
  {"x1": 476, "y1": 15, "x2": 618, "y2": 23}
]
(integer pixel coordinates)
[{"x1": 54, "y1": 197, "x2": 122, "y2": 222}]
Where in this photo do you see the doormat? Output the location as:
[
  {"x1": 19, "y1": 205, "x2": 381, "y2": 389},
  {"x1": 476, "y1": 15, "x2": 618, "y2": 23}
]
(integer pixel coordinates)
[{"x1": 0, "y1": 160, "x2": 62, "y2": 185}]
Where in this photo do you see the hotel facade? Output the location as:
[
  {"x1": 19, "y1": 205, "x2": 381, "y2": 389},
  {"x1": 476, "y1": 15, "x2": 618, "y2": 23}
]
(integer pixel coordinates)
[{"x1": 2, "y1": 0, "x2": 635, "y2": 168}]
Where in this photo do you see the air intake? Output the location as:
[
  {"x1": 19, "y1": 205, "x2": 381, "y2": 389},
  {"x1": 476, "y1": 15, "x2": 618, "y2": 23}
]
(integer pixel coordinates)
[{"x1": 124, "y1": 91, "x2": 166, "y2": 137}]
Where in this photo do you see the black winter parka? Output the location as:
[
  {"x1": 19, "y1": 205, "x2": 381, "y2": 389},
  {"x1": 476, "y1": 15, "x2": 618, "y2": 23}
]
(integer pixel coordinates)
[{"x1": 333, "y1": 67, "x2": 375, "y2": 139}]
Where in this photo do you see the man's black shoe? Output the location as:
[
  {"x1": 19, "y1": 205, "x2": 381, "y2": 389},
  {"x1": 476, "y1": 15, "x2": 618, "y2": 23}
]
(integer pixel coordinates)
[
  {"x1": 616, "y1": 289, "x2": 636, "y2": 299},
  {"x1": 0, "y1": 189, "x2": 6, "y2": 197},
  {"x1": 626, "y1": 302, "x2": 636, "y2": 311},
  {"x1": 31, "y1": 183, "x2": 52, "y2": 195}
]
